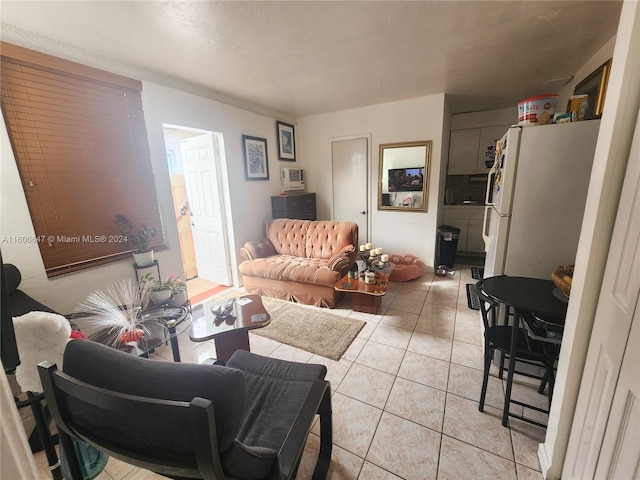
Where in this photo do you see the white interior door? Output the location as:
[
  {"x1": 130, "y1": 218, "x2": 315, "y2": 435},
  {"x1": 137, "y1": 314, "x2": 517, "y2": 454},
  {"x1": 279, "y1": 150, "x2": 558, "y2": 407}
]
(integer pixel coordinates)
[
  {"x1": 332, "y1": 136, "x2": 369, "y2": 243},
  {"x1": 564, "y1": 106, "x2": 640, "y2": 479},
  {"x1": 180, "y1": 133, "x2": 231, "y2": 285}
]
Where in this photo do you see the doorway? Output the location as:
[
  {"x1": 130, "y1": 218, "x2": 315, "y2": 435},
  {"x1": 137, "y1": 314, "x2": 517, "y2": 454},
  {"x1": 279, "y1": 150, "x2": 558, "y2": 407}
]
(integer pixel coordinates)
[
  {"x1": 163, "y1": 124, "x2": 232, "y2": 303},
  {"x1": 331, "y1": 135, "x2": 371, "y2": 243}
]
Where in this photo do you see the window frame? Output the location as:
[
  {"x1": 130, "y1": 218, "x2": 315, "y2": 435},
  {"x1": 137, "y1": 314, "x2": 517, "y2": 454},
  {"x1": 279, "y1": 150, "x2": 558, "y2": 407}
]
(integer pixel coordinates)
[{"x1": 0, "y1": 42, "x2": 164, "y2": 277}]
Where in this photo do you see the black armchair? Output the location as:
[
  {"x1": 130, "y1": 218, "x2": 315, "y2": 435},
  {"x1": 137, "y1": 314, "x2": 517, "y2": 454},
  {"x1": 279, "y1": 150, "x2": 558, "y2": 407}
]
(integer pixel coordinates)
[
  {"x1": 3, "y1": 263, "x2": 57, "y2": 317},
  {"x1": 38, "y1": 339, "x2": 332, "y2": 480}
]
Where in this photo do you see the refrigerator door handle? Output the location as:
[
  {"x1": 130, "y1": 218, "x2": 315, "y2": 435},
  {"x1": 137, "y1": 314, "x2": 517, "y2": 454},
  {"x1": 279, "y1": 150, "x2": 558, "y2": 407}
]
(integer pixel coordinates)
[
  {"x1": 485, "y1": 161, "x2": 498, "y2": 206},
  {"x1": 482, "y1": 205, "x2": 491, "y2": 252}
]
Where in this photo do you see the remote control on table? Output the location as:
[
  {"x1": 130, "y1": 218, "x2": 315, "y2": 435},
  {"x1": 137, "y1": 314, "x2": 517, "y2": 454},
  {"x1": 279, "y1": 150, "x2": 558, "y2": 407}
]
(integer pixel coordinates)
[{"x1": 223, "y1": 298, "x2": 235, "y2": 315}]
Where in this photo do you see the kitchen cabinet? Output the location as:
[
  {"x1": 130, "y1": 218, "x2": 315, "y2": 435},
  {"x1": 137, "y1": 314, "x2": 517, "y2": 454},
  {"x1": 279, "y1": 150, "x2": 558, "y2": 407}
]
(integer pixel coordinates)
[
  {"x1": 271, "y1": 192, "x2": 316, "y2": 220},
  {"x1": 448, "y1": 129, "x2": 480, "y2": 175},
  {"x1": 448, "y1": 125, "x2": 511, "y2": 175},
  {"x1": 466, "y1": 218, "x2": 486, "y2": 253},
  {"x1": 477, "y1": 125, "x2": 511, "y2": 172},
  {"x1": 443, "y1": 206, "x2": 485, "y2": 254}
]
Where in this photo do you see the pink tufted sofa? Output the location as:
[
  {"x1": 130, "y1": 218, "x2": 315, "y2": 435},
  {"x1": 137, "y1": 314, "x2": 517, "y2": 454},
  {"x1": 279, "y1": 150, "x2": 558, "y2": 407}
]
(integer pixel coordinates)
[{"x1": 239, "y1": 219, "x2": 358, "y2": 308}]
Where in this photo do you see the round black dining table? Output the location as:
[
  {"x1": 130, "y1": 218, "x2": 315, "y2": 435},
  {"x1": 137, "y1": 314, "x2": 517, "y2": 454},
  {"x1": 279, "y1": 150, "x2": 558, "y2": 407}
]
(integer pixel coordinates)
[{"x1": 478, "y1": 275, "x2": 568, "y2": 319}]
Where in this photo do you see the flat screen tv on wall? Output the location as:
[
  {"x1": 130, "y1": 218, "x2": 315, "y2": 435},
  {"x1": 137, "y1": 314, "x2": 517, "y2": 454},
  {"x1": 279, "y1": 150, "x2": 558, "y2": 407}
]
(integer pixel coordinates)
[{"x1": 388, "y1": 167, "x2": 425, "y2": 192}]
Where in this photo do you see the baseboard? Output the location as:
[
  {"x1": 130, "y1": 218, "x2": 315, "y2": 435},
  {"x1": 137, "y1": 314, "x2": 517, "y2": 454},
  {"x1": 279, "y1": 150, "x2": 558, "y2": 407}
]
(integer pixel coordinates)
[{"x1": 538, "y1": 442, "x2": 551, "y2": 479}]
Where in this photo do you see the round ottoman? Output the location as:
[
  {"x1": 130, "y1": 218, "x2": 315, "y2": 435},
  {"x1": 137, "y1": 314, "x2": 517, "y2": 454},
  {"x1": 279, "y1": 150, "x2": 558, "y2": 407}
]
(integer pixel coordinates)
[{"x1": 388, "y1": 254, "x2": 424, "y2": 282}]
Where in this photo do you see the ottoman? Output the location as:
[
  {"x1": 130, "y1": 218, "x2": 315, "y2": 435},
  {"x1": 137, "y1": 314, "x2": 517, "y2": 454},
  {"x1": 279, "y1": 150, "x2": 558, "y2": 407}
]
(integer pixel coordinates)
[{"x1": 388, "y1": 254, "x2": 424, "y2": 282}]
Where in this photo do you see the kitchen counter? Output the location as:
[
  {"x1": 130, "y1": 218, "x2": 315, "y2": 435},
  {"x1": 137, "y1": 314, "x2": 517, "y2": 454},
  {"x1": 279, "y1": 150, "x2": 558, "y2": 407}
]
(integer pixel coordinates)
[{"x1": 444, "y1": 203, "x2": 484, "y2": 207}]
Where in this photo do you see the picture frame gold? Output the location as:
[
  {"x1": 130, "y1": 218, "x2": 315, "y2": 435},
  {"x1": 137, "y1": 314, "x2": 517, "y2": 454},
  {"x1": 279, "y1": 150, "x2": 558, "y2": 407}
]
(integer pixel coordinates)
[
  {"x1": 378, "y1": 140, "x2": 432, "y2": 212},
  {"x1": 571, "y1": 59, "x2": 612, "y2": 119}
]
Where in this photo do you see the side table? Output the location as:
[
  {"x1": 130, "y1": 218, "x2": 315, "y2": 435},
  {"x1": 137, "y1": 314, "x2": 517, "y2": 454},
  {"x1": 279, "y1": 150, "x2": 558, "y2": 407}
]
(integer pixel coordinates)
[
  {"x1": 334, "y1": 268, "x2": 393, "y2": 314},
  {"x1": 189, "y1": 295, "x2": 270, "y2": 362}
]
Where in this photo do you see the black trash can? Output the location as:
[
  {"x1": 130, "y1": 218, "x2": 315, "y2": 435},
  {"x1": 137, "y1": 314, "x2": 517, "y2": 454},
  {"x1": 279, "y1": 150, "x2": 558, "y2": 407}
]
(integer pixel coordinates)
[{"x1": 437, "y1": 225, "x2": 461, "y2": 268}]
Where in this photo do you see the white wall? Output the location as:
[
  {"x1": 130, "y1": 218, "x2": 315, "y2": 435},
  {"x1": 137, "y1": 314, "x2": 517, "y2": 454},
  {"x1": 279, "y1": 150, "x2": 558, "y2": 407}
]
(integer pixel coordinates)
[
  {"x1": 0, "y1": 78, "x2": 286, "y2": 313},
  {"x1": 298, "y1": 95, "x2": 446, "y2": 266},
  {"x1": 539, "y1": 8, "x2": 638, "y2": 478},
  {"x1": 557, "y1": 36, "x2": 617, "y2": 113},
  {"x1": 142, "y1": 82, "x2": 288, "y2": 286}
]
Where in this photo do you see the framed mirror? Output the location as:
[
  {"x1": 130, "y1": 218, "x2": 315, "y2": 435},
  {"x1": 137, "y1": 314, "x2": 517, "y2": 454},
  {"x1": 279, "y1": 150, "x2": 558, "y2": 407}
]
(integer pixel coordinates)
[{"x1": 378, "y1": 140, "x2": 432, "y2": 212}]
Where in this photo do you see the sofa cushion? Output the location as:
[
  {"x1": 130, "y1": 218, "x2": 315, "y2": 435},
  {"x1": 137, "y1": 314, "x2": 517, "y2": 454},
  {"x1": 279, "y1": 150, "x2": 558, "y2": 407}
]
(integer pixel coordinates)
[
  {"x1": 226, "y1": 350, "x2": 326, "y2": 448},
  {"x1": 224, "y1": 350, "x2": 327, "y2": 479},
  {"x1": 306, "y1": 221, "x2": 359, "y2": 260},
  {"x1": 222, "y1": 440, "x2": 277, "y2": 480},
  {"x1": 265, "y1": 219, "x2": 310, "y2": 257},
  {"x1": 238, "y1": 255, "x2": 341, "y2": 288}
]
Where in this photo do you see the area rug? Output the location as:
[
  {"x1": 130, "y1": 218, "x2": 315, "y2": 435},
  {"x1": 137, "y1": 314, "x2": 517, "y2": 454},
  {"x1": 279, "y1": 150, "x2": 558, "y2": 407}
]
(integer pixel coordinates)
[
  {"x1": 206, "y1": 291, "x2": 365, "y2": 361},
  {"x1": 466, "y1": 283, "x2": 481, "y2": 311}
]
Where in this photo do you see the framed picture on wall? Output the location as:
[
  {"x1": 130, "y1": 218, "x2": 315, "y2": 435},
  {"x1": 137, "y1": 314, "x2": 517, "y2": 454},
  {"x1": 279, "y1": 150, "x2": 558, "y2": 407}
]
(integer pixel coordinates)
[
  {"x1": 276, "y1": 121, "x2": 296, "y2": 161},
  {"x1": 242, "y1": 135, "x2": 270, "y2": 181},
  {"x1": 571, "y1": 58, "x2": 612, "y2": 119}
]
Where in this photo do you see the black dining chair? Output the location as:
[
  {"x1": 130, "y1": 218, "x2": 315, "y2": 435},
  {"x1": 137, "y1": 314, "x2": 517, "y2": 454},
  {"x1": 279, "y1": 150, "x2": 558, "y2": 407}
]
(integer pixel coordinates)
[
  {"x1": 474, "y1": 283, "x2": 560, "y2": 427},
  {"x1": 38, "y1": 339, "x2": 332, "y2": 480}
]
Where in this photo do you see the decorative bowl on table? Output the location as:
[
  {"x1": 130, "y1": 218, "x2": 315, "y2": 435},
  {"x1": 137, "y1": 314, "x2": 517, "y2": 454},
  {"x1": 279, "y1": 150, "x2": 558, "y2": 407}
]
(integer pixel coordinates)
[{"x1": 551, "y1": 264, "x2": 574, "y2": 298}]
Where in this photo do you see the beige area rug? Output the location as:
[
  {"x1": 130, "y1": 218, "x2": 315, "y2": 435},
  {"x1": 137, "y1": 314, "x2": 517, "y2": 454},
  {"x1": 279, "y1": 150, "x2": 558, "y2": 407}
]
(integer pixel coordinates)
[{"x1": 207, "y1": 291, "x2": 365, "y2": 361}]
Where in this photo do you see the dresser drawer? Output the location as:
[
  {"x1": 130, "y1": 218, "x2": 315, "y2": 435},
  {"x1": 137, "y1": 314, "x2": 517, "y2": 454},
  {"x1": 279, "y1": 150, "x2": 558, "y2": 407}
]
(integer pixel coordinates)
[{"x1": 271, "y1": 193, "x2": 316, "y2": 220}]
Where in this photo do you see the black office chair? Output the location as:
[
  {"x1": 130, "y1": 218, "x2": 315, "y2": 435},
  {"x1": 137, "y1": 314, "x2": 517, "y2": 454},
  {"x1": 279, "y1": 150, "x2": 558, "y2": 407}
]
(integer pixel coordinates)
[
  {"x1": 474, "y1": 283, "x2": 559, "y2": 427},
  {"x1": 38, "y1": 339, "x2": 332, "y2": 480}
]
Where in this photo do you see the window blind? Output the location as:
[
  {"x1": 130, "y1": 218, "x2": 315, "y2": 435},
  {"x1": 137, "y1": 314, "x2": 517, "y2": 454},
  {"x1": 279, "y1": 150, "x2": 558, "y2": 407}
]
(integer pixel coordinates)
[{"x1": 0, "y1": 42, "x2": 164, "y2": 277}]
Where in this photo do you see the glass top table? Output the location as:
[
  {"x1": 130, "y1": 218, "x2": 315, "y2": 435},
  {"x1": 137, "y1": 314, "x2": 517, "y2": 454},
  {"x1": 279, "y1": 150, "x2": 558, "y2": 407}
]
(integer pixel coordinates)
[
  {"x1": 69, "y1": 305, "x2": 191, "y2": 362},
  {"x1": 127, "y1": 305, "x2": 191, "y2": 361}
]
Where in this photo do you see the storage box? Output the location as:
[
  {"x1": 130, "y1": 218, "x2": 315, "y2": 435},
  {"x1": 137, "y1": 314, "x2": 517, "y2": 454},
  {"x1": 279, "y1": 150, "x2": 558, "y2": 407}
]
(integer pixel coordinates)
[{"x1": 518, "y1": 93, "x2": 559, "y2": 125}]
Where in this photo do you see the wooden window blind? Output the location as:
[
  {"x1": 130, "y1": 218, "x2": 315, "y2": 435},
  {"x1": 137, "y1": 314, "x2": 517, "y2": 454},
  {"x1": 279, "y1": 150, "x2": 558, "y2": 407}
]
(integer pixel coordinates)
[{"x1": 0, "y1": 42, "x2": 164, "y2": 277}]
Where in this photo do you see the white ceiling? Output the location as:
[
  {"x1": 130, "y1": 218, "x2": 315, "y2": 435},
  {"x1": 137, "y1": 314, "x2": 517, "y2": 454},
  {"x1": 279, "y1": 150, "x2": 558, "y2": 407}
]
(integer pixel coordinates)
[{"x1": 0, "y1": 1, "x2": 622, "y2": 118}]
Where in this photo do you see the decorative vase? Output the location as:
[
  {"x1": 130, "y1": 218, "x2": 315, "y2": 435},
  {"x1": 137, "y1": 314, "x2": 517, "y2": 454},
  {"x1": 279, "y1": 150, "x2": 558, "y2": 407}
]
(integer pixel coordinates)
[
  {"x1": 150, "y1": 289, "x2": 171, "y2": 305},
  {"x1": 364, "y1": 271, "x2": 376, "y2": 285},
  {"x1": 132, "y1": 250, "x2": 154, "y2": 267},
  {"x1": 120, "y1": 328, "x2": 144, "y2": 343},
  {"x1": 169, "y1": 290, "x2": 188, "y2": 307}
]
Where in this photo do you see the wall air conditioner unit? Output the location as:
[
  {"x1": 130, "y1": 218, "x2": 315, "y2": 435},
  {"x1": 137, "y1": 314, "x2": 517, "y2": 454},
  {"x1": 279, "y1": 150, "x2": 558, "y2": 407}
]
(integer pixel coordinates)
[{"x1": 281, "y1": 167, "x2": 305, "y2": 191}]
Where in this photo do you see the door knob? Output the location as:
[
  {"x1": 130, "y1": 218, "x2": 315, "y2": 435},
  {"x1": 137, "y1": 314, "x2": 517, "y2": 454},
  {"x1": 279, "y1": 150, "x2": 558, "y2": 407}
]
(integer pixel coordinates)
[{"x1": 360, "y1": 210, "x2": 366, "y2": 215}]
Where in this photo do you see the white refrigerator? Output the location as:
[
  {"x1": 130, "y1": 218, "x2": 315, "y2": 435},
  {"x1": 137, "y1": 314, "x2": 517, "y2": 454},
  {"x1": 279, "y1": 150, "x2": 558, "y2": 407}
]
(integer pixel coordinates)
[{"x1": 482, "y1": 120, "x2": 601, "y2": 279}]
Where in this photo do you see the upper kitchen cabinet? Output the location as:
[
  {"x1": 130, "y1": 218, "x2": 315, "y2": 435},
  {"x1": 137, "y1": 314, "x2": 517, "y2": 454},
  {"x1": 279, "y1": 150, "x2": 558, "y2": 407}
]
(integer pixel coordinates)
[
  {"x1": 448, "y1": 107, "x2": 517, "y2": 175},
  {"x1": 448, "y1": 129, "x2": 480, "y2": 175},
  {"x1": 448, "y1": 125, "x2": 511, "y2": 175},
  {"x1": 477, "y1": 125, "x2": 511, "y2": 172}
]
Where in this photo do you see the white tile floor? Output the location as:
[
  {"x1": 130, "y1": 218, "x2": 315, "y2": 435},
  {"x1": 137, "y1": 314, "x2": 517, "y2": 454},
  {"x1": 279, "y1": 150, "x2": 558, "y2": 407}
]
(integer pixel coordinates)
[{"x1": 29, "y1": 262, "x2": 548, "y2": 479}]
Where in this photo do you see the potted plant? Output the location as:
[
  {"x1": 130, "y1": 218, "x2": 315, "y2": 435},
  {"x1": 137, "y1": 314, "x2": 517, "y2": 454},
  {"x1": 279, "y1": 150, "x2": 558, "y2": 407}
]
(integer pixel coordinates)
[
  {"x1": 114, "y1": 214, "x2": 158, "y2": 266},
  {"x1": 139, "y1": 273, "x2": 173, "y2": 305},
  {"x1": 165, "y1": 273, "x2": 188, "y2": 306}
]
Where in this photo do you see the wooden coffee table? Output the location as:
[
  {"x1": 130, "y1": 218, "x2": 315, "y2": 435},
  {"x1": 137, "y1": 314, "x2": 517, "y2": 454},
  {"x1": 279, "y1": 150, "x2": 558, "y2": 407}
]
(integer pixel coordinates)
[
  {"x1": 189, "y1": 294, "x2": 270, "y2": 362},
  {"x1": 335, "y1": 269, "x2": 393, "y2": 314}
]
